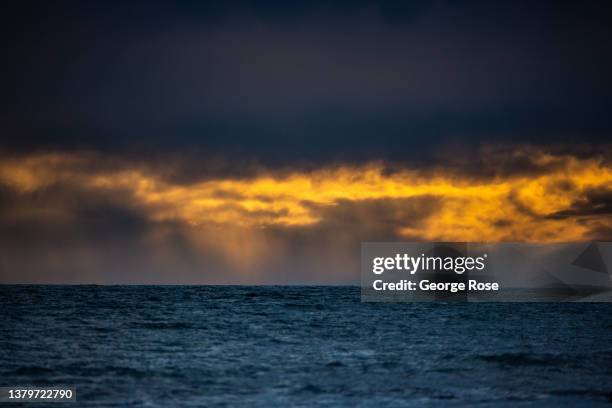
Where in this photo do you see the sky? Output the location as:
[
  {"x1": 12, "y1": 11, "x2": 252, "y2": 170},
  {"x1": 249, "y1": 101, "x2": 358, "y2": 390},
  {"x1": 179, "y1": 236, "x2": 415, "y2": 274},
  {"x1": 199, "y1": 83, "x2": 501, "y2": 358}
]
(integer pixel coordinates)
[{"x1": 1, "y1": 0, "x2": 611, "y2": 284}]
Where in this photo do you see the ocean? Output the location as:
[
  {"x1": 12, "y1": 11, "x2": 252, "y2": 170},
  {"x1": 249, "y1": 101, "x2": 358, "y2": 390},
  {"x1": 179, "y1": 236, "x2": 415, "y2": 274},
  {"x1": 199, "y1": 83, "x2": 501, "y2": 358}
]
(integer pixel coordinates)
[{"x1": 1, "y1": 285, "x2": 611, "y2": 407}]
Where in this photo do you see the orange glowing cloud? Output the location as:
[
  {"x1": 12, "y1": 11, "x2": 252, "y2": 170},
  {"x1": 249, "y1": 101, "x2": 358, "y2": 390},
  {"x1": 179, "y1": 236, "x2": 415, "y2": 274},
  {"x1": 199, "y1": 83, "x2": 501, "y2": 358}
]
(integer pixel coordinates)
[{"x1": 1, "y1": 148, "x2": 610, "y2": 243}]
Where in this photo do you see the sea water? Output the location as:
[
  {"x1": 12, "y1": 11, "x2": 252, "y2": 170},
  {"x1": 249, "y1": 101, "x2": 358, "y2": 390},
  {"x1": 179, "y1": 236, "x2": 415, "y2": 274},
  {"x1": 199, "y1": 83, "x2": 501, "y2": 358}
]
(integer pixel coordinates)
[{"x1": 1, "y1": 285, "x2": 611, "y2": 407}]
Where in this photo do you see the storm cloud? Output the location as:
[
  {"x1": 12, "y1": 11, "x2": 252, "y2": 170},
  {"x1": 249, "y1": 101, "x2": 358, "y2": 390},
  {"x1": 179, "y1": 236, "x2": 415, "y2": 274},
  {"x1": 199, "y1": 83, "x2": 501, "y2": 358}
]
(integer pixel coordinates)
[
  {"x1": 2, "y1": 1, "x2": 611, "y2": 283},
  {"x1": 0, "y1": 147, "x2": 610, "y2": 283},
  {"x1": 3, "y1": 0, "x2": 612, "y2": 162}
]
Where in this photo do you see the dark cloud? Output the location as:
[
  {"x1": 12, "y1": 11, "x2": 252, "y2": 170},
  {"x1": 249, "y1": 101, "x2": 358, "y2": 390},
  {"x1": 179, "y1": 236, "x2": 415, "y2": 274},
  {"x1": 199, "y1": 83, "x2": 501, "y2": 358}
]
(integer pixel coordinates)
[
  {"x1": 0, "y1": 182, "x2": 235, "y2": 284},
  {"x1": 430, "y1": 145, "x2": 576, "y2": 180},
  {"x1": 310, "y1": 196, "x2": 441, "y2": 232},
  {"x1": 547, "y1": 188, "x2": 612, "y2": 220},
  {"x1": 0, "y1": 183, "x2": 149, "y2": 251},
  {"x1": 2, "y1": 0, "x2": 612, "y2": 164},
  {"x1": 251, "y1": 196, "x2": 442, "y2": 284}
]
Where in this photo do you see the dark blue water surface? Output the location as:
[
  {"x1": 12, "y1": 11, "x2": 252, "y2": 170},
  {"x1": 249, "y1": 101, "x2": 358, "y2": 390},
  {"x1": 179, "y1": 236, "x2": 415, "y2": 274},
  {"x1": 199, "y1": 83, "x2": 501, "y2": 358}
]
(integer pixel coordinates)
[{"x1": 1, "y1": 286, "x2": 612, "y2": 407}]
